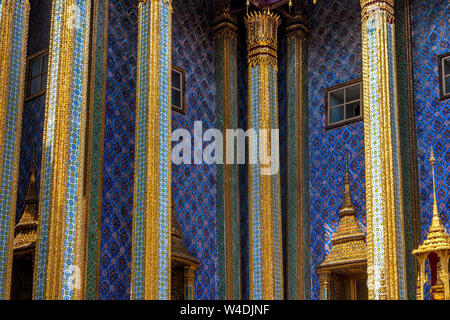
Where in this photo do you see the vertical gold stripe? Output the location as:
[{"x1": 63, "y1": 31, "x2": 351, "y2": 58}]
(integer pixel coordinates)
[
  {"x1": 46, "y1": 1, "x2": 76, "y2": 299},
  {"x1": 223, "y1": 34, "x2": 233, "y2": 300},
  {"x1": 295, "y1": 32, "x2": 305, "y2": 300},
  {"x1": 361, "y1": 14, "x2": 375, "y2": 300},
  {"x1": 246, "y1": 10, "x2": 281, "y2": 300},
  {"x1": 361, "y1": 0, "x2": 405, "y2": 299},
  {"x1": 144, "y1": 0, "x2": 161, "y2": 299},
  {"x1": 73, "y1": 1, "x2": 92, "y2": 300},
  {"x1": 248, "y1": 64, "x2": 255, "y2": 300},
  {"x1": 1, "y1": 0, "x2": 30, "y2": 299},
  {"x1": 0, "y1": 1, "x2": 14, "y2": 181},
  {"x1": 166, "y1": 1, "x2": 172, "y2": 300}
]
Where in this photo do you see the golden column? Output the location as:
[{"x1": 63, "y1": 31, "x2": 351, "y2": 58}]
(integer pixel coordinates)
[
  {"x1": 33, "y1": 0, "x2": 92, "y2": 300},
  {"x1": 285, "y1": 16, "x2": 309, "y2": 300},
  {"x1": 360, "y1": 0, "x2": 407, "y2": 299},
  {"x1": 131, "y1": 0, "x2": 172, "y2": 300},
  {"x1": 0, "y1": 0, "x2": 29, "y2": 300},
  {"x1": 213, "y1": 9, "x2": 240, "y2": 300},
  {"x1": 245, "y1": 10, "x2": 283, "y2": 300}
]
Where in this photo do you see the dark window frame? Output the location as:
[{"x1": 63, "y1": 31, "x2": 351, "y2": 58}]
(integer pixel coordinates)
[
  {"x1": 325, "y1": 79, "x2": 363, "y2": 130},
  {"x1": 172, "y1": 65, "x2": 186, "y2": 115},
  {"x1": 25, "y1": 49, "x2": 49, "y2": 102},
  {"x1": 438, "y1": 53, "x2": 450, "y2": 101}
]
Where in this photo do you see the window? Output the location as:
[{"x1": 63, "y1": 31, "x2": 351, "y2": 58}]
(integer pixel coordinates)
[
  {"x1": 439, "y1": 53, "x2": 450, "y2": 100},
  {"x1": 325, "y1": 80, "x2": 362, "y2": 129},
  {"x1": 172, "y1": 65, "x2": 185, "y2": 114},
  {"x1": 26, "y1": 50, "x2": 49, "y2": 101}
]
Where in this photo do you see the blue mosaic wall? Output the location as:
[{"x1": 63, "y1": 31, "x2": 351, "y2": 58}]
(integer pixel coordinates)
[
  {"x1": 16, "y1": 0, "x2": 51, "y2": 223},
  {"x1": 410, "y1": 1, "x2": 449, "y2": 246},
  {"x1": 237, "y1": 22, "x2": 249, "y2": 300},
  {"x1": 171, "y1": 0, "x2": 217, "y2": 300},
  {"x1": 307, "y1": 0, "x2": 366, "y2": 299},
  {"x1": 99, "y1": 0, "x2": 137, "y2": 300},
  {"x1": 277, "y1": 32, "x2": 288, "y2": 299}
]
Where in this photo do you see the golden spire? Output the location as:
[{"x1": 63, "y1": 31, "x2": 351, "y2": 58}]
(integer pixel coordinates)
[
  {"x1": 413, "y1": 147, "x2": 450, "y2": 255},
  {"x1": 343, "y1": 153, "x2": 353, "y2": 209},
  {"x1": 317, "y1": 153, "x2": 366, "y2": 268},
  {"x1": 14, "y1": 161, "x2": 39, "y2": 252},
  {"x1": 429, "y1": 147, "x2": 442, "y2": 230}
]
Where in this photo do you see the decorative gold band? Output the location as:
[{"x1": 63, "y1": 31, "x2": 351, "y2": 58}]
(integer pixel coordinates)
[
  {"x1": 361, "y1": 0, "x2": 395, "y2": 21},
  {"x1": 245, "y1": 10, "x2": 280, "y2": 67}
]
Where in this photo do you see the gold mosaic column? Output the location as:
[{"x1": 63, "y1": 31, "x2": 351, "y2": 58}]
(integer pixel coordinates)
[
  {"x1": 360, "y1": 0, "x2": 407, "y2": 299},
  {"x1": 285, "y1": 17, "x2": 309, "y2": 300},
  {"x1": 245, "y1": 10, "x2": 283, "y2": 300},
  {"x1": 0, "y1": 0, "x2": 29, "y2": 300},
  {"x1": 213, "y1": 10, "x2": 240, "y2": 300},
  {"x1": 34, "y1": 0, "x2": 91, "y2": 300},
  {"x1": 131, "y1": 0, "x2": 172, "y2": 300}
]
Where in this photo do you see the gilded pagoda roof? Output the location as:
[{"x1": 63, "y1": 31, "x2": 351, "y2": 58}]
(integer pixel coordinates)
[
  {"x1": 413, "y1": 149, "x2": 450, "y2": 256},
  {"x1": 317, "y1": 156, "x2": 366, "y2": 271},
  {"x1": 14, "y1": 164, "x2": 39, "y2": 252},
  {"x1": 171, "y1": 204, "x2": 200, "y2": 268}
]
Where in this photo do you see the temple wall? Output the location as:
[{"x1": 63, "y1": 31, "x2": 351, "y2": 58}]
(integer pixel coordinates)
[
  {"x1": 99, "y1": 0, "x2": 218, "y2": 300},
  {"x1": 171, "y1": 0, "x2": 217, "y2": 300},
  {"x1": 278, "y1": 28, "x2": 288, "y2": 301},
  {"x1": 16, "y1": 0, "x2": 52, "y2": 224},
  {"x1": 11, "y1": 0, "x2": 449, "y2": 301},
  {"x1": 307, "y1": 0, "x2": 366, "y2": 299},
  {"x1": 410, "y1": 0, "x2": 449, "y2": 239},
  {"x1": 99, "y1": 0, "x2": 137, "y2": 299},
  {"x1": 237, "y1": 22, "x2": 249, "y2": 299}
]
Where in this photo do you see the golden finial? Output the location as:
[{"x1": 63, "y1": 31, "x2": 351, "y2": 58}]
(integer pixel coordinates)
[
  {"x1": 313, "y1": 0, "x2": 317, "y2": 4},
  {"x1": 246, "y1": 0, "x2": 250, "y2": 14},
  {"x1": 342, "y1": 152, "x2": 353, "y2": 209},
  {"x1": 289, "y1": 0, "x2": 293, "y2": 11},
  {"x1": 412, "y1": 146, "x2": 450, "y2": 300},
  {"x1": 316, "y1": 153, "x2": 366, "y2": 273},
  {"x1": 429, "y1": 147, "x2": 441, "y2": 229},
  {"x1": 412, "y1": 146, "x2": 450, "y2": 255}
]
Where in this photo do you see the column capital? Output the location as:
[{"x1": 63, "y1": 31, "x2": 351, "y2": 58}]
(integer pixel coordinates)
[
  {"x1": 245, "y1": 10, "x2": 280, "y2": 66},
  {"x1": 361, "y1": 0, "x2": 394, "y2": 21},
  {"x1": 213, "y1": 10, "x2": 238, "y2": 40},
  {"x1": 285, "y1": 17, "x2": 308, "y2": 39}
]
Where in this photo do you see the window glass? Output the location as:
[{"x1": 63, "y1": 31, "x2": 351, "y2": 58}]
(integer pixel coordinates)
[
  {"x1": 41, "y1": 72, "x2": 47, "y2": 91},
  {"x1": 445, "y1": 76, "x2": 450, "y2": 95},
  {"x1": 30, "y1": 77, "x2": 41, "y2": 96},
  {"x1": 171, "y1": 66, "x2": 185, "y2": 113},
  {"x1": 42, "y1": 54, "x2": 48, "y2": 73},
  {"x1": 330, "y1": 106, "x2": 344, "y2": 123},
  {"x1": 330, "y1": 90, "x2": 344, "y2": 106},
  {"x1": 326, "y1": 81, "x2": 362, "y2": 128},
  {"x1": 31, "y1": 58, "x2": 41, "y2": 77},
  {"x1": 172, "y1": 89, "x2": 181, "y2": 108},
  {"x1": 444, "y1": 57, "x2": 450, "y2": 75},
  {"x1": 346, "y1": 101, "x2": 360, "y2": 118},
  {"x1": 27, "y1": 51, "x2": 49, "y2": 99},
  {"x1": 172, "y1": 70, "x2": 181, "y2": 90},
  {"x1": 346, "y1": 84, "x2": 360, "y2": 102}
]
